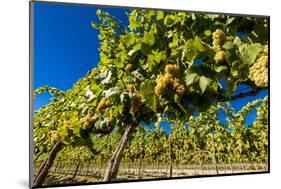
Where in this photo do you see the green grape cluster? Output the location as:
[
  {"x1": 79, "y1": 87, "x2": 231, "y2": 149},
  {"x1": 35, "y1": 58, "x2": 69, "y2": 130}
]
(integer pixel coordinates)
[
  {"x1": 164, "y1": 64, "x2": 180, "y2": 75},
  {"x1": 130, "y1": 92, "x2": 144, "y2": 115},
  {"x1": 212, "y1": 29, "x2": 226, "y2": 51},
  {"x1": 212, "y1": 29, "x2": 227, "y2": 63},
  {"x1": 214, "y1": 50, "x2": 226, "y2": 63},
  {"x1": 249, "y1": 47, "x2": 268, "y2": 87},
  {"x1": 155, "y1": 64, "x2": 186, "y2": 97},
  {"x1": 96, "y1": 98, "x2": 111, "y2": 112},
  {"x1": 127, "y1": 84, "x2": 135, "y2": 92},
  {"x1": 50, "y1": 119, "x2": 73, "y2": 142},
  {"x1": 50, "y1": 131, "x2": 60, "y2": 144},
  {"x1": 81, "y1": 109, "x2": 94, "y2": 129},
  {"x1": 125, "y1": 63, "x2": 133, "y2": 71}
]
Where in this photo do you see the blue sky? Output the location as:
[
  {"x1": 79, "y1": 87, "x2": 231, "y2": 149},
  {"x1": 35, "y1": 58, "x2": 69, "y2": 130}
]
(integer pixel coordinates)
[
  {"x1": 34, "y1": 2, "x2": 129, "y2": 109},
  {"x1": 33, "y1": 2, "x2": 268, "y2": 128}
]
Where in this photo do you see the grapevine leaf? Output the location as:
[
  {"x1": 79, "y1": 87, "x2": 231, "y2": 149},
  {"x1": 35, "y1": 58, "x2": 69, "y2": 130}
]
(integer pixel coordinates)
[
  {"x1": 194, "y1": 37, "x2": 205, "y2": 52},
  {"x1": 233, "y1": 36, "x2": 242, "y2": 46},
  {"x1": 199, "y1": 76, "x2": 211, "y2": 94},
  {"x1": 113, "y1": 60, "x2": 124, "y2": 68},
  {"x1": 239, "y1": 43, "x2": 263, "y2": 65},
  {"x1": 90, "y1": 83, "x2": 103, "y2": 97},
  {"x1": 103, "y1": 87, "x2": 121, "y2": 98},
  {"x1": 101, "y1": 71, "x2": 112, "y2": 84},
  {"x1": 185, "y1": 72, "x2": 200, "y2": 86},
  {"x1": 223, "y1": 41, "x2": 235, "y2": 50},
  {"x1": 140, "y1": 80, "x2": 157, "y2": 111},
  {"x1": 215, "y1": 65, "x2": 228, "y2": 73},
  {"x1": 184, "y1": 37, "x2": 205, "y2": 62},
  {"x1": 157, "y1": 11, "x2": 164, "y2": 20},
  {"x1": 123, "y1": 32, "x2": 135, "y2": 47},
  {"x1": 226, "y1": 17, "x2": 236, "y2": 25},
  {"x1": 164, "y1": 15, "x2": 179, "y2": 27},
  {"x1": 147, "y1": 51, "x2": 166, "y2": 72},
  {"x1": 96, "y1": 70, "x2": 108, "y2": 80},
  {"x1": 140, "y1": 43, "x2": 152, "y2": 55},
  {"x1": 204, "y1": 30, "x2": 212, "y2": 36},
  {"x1": 143, "y1": 31, "x2": 155, "y2": 46},
  {"x1": 131, "y1": 70, "x2": 145, "y2": 81},
  {"x1": 72, "y1": 122, "x2": 81, "y2": 137}
]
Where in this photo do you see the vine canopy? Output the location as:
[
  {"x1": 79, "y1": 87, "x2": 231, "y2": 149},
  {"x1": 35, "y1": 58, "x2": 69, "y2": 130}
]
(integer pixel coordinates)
[{"x1": 34, "y1": 9, "x2": 269, "y2": 146}]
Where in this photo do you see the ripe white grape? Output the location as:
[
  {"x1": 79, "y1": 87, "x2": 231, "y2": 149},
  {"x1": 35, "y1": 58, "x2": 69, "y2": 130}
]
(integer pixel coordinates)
[
  {"x1": 155, "y1": 64, "x2": 186, "y2": 97},
  {"x1": 212, "y1": 29, "x2": 226, "y2": 52},
  {"x1": 249, "y1": 54, "x2": 268, "y2": 87},
  {"x1": 214, "y1": 50, "x2": 226, "y2": 63},
  {"x1": 130, "y1": 92, "x2": 143, "y2": 115}
]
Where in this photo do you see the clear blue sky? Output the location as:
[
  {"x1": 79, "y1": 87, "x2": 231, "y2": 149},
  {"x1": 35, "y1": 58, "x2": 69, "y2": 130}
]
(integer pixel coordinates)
[
  {"x1": 33, "y1": 2, "x2": 268, "y2": 128},
  {"x1": 34, "y1": 2, "x2": 129, "y2": 109}
]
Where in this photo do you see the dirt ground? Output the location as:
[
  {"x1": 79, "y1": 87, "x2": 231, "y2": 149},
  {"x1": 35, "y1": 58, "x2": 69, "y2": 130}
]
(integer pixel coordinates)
[{"x1": 43, "y1": 165, "x2": 267, "y2": 186}]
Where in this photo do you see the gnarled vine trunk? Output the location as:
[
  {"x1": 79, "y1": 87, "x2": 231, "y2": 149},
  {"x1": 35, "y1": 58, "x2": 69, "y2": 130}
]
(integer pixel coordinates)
[
  {"x1": 212, "y1": 152, "x2": 219, "y2": 174},
  {"x1": 138, "y1": 154, "x2": 143, "y2": 179},
  {"x1": 168, "y1": 138, "x2": 173, "y2": 178},
  {"x1": 34, "y1": 139, "x2": 63, "y2": 187},
  {"x1": 35, "y1": 158, "x2": 48, "y2": 181},
  {"x1": 72, "y1": 161, "x2": 81, "y2": 179},
  {"x1": 97, "y1": 161, "x2": 104, "y2": 179},
  {"x1": 34, "y1": 151, "x2": 43, "y2": 162},
  {"x1": 103, "y1": 123, "x2": 134, "y2": 181}
]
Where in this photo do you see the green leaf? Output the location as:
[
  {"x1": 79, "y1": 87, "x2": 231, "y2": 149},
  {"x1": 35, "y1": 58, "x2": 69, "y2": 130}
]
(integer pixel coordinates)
[
  {"x1": 168, "y1": 33, "x2": 179, "y2": 48},
  {"x1": 204, "y1": 30, "x2": 212, "y2": 36},
  {"x1": 147, "y1": 51, "x2": 166, "y2": 72},
  {"x1": 199, "y1": 76, "x2": 211, "y2": 94},
  {"x1": 231, "y1": 60, "x2": 248, "y2": 80},
  {"x1": 226, "y1": 17, "x2": 235, "y2": 25},
  {"x1": 103, "y1": 87, "x2": 121, "y2": 98},
  {"x1": 164, "y1": 15, "x2": 179, "y2": 27},
  {"x1": 129, "y1": 12, "x2": 142, "y2": 31},
  {"x1": 183, "y1": 37, "x2": 205, "y2": 62},
  {"x1": 91, "y1": 22, "x2": 99, "y2": 29},
  {"x1": 96, "y1": 70, "x2": 108, "y2": 80},
  {"x1": 185, "y1": 73, "x2": 200, "y2": 86},
  {"x1": 90, "y1": 83, "x2": 103, "y2": 97},
  {"x1": 143, "y1": 31, "x2": 155, "y2": 46},
  {"x1": 157, "y1": 11, "x2": 164, "y2": 20},
  {"x1": 184, "y1": 44, "x2": 197, "y2": 62},
  {"x1": 223, "y1": 41, "x2": 235, "y2": 50},
  {"x1": 100, "y1": 71, "x2": 112, "y2": 84},
  {"x1": 100, "y1": 52, "x2": 111, "y2": 63},
  {"x1": 147, "y1": 55, "x2": 156, "y2": 72},
  {"x1": 133, "y1": 43, "x2": 142, "y2": 51},
  {"x1": 140, "y1": 42, "x2": 152, "y2": 55},
  {"x1": 233, "y1": 36, "x2": 242, "y2": 46},
  {"x1": 131, "y1": 70, "x2": 145, "y2": 81},
  {"x1": 140, "y1": 80, "x2": 157, "y2": 111},
  {"x1": 96, "y1": 9, "x2": 102, "y2": 15},
  {"x1": 57, "y1": 125, "x2": 69, "y2": 138},
  {"x1": 239, "y1": 43, "x2": 263, "y2": 65},
  {"x1": 113, "y1": 59, "x2": 124, "y2": 68},
  {"x1": 125, "y1": 33, "x2": 135, "y2": 46},
  {"x1": 112, "y1": 104, "x2": 123, "y2": 116},
  {"x1": 154, "y1": 51, "x2": 166, "y2": 63},
  {"x1": 120, "y1": 33, "x2": 136, "y2": 50},
  {"x1": 72, "y1": 122, "x2": 81, "y2": 137},
  {"x1": 193, "y1": 37, "x2": 205, "y2": 52},
  {"x1": 215, "y1": 65, "x2": 228, "y2": 73},
  {"x1": 128, "y1": 43, "x2": 142, "y2": 56},
  {"x1": 128, "y1": 49, "x2": 135, "y2": 56}
]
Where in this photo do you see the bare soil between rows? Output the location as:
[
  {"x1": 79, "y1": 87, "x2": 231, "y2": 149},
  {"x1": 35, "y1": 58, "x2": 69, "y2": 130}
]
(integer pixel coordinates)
[{"x1": 43, "y1": 166, "x2": 267, "y2": 186}]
